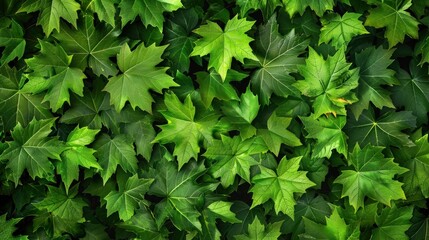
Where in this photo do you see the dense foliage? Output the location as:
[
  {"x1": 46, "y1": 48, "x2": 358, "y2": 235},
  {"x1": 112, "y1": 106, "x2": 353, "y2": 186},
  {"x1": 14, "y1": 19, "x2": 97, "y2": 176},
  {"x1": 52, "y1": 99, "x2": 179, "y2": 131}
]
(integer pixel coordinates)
[{"x1": 0, "y1": 0, "x2": 428, "y2": 239}]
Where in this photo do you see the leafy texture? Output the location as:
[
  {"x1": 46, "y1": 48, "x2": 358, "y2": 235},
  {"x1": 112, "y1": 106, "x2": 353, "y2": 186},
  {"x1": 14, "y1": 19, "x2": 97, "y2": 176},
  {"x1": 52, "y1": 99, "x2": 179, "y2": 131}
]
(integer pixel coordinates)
[
  {"x1": 104, "y1": 43, "x2": 177, "y2": 112},
  {"x1": 250, "y1": 15, "x2": 309, "y2": 105},
  {"x1": 319, "y1": 12, "x2": 368, "y2": 49},
  {"x1": 334, "y1": 144, "x2": 408, "y2": 211},
  {"x1": 82, "y1": 0, "x2": 116, "y2": 27},
  {"x1": 282, "y1": 0, "x2": 334, "y2": 17},
  {"x1": 0, "y1": 20, "x2": 26, "y2": 64},
  {"x1": 372, "y1": 204, "x2": 413, "y2": 240},
  {"x1": 365, "y1": 0, "x2": 419, "y2": 48},
  {"x1": 0, "y1": 214, "x2": 27, "y2": 239},
  {"x1": 294, "y1": 47, "x2": 359, "y2": 117},
  {"x1": 250, "y1": 156, "x2": 315, "y2": 219},
  {"x1": 191, "y1": 15, "x2": 258, "y2": 80},
  {"x1": 235, "y1": 217, "x2": 283, "y2": 240}
]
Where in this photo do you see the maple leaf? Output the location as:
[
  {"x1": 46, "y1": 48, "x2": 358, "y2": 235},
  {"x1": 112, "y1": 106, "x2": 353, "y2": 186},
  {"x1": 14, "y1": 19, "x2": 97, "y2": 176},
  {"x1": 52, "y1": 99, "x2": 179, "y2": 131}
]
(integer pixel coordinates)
[
  {"x1": 53, "y1": 14, "x2": 125, "y2": 77},
  {"x1": 203, "y1": 135, "x2": 268, "y2": 187},
  {"x1": 81, "y1": 0, "x2": 117, "y2": 27},
  {"x1": 0, "y1": 118, "x2": 65, "y2": 186},
  {"x1": 93, "y1": 134, "x2": 138, "y2": 184},
  {"x1": 250, "y1": 156, "x2": 315, "y2": 219},
  {"x1": 300, "y1": 114, "x2": 348, "y2": 159},
  {"x1": 234, "y1": 217, "x2": 283, "y2": 240},
  {"x1": 105, "y1": 173, "x2": 154, "y2": 221},
  {"x1": 392, "y1": 60, "x2": 429, "y2": 125},
  {"x1": 334, "y1": 144, "x2": 408, "y2": 211},
  {"x1": 365, "y1": 0, "x2": 419, "y2": 48},
  {"x1": 394, "y1": 133, "x2": 429, "y2": 198},
  {"x1": 56, "y1": 126, "x2": 101, "y2": 194},
  {"x1": 319, "y1": 12, "x2": 368, "y2": 49},
  {"x1": 0, "y1": 214, "x2": 27, "y2": 239},
  {"x1": 103, "y1": 43, "x2": 178, "y2": 113},
  {"x1": 346, "y1": 107, "x2": 416, "y2": 148},
  {"x1": 122, "y1": 114, "x2": 156, "y2": 160},
  {"x1": 294, "y1": 47, "x2": 359, "y2": 117},
  {"x1": 17, "y1": 0, "x2": 80, "y2": 36},
  {"x1": 0, "y1": 19, "x2": 26, "y2": 64},
  {"x1": 146, "y1": 157, "x2": 217, "y2": 232},
  {"x1": 200, "y1": 201, "x2": 241, "y2": 239},
  {"x1": 23, "y1": 40, "x2": 86, "y2": 112},
  {"x1": 249, "y1": 15, "x2": 309, "y2": 105},
  {"x1": 301, "y1": 207, "x2": 360, "y2": 240},
  {"x1": 119, "y1": 0, "x2": 183, "y2": 30},
  {"x1": 236, "y1": 0, "x2": 282, "y2": 20},
  {"x1": 282, "y1": 0, "x2": 334, "y2": 17},
  {"x1": 191, "y1": 15, "x2": 258, "y2": 80},
  {"x1": 0, "y1": 65, "x2": 52, "y2": 132},
  {"x1": 257, "y1": 112, "x2": 301, "y2": 156},
  {"x1": 350, "y1": 46, "x2": 397, "y2": 118},
  {"x1": 33, "y1": 185, "x2": 87, "y2": 222},
  {"x1": 372, "y1": 204, "x2": 413, "y2": 240},
  {"x1": 153, "y1": 92, "x2": 221, "y2": 169}
]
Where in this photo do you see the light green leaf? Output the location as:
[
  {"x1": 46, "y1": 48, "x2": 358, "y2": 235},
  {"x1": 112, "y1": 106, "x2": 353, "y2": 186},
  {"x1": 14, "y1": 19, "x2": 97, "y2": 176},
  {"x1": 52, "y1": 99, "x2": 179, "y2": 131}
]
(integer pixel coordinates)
[
  {"x1": 0, "y1": 214, "x2": 27, "y2": 240},
  {"x1": 82, "y1": 0, "x2": 117, "y2": 27},
  {"x1": 282, "y1": 0, "x2": 334, "y2": 17},
  {"x1": 235, "y1": 217, "x2": 283, "y2": 240}
]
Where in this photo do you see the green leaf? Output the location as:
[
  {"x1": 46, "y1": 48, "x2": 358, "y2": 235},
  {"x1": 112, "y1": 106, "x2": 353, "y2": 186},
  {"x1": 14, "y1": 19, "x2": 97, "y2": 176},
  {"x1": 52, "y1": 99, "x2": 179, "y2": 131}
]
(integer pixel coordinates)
[
  {"x1": 33, "y1": 185, "x2": 87, "y2": 222},
  {"x1": 250, "y1": 15, "x2": 309, "y2": 105},
  {"x1": 372, "y1": 204, "x2": 413, "y2": 240},
  {"x1": 57, "y1": 126, "x2": 101, "y2": 194},
  {"x1": 82, "y1": 0, "x2": 117, "y2": 27},
  {"x1": 191, "y1": 15, "x2": 258, "y2": 80},
  {"x1": 300, "y1": 114, "x2": 348, "y2": 159},
  {"x1": 0, "y1": 20, "x2": 26, "y2": 64},
  {"x1": 365, "y1": 0, "x2": 419, "y2": 48},
  {"x1": 118, "y1": 207, "x2": 168, "y2": 239},
  {"x1": 234, "y1": 217, "x2": 283, "y2": 240},
  {"x1": 153, "y1": 92, "x2": 220, "y2": 169},
  {"x1": 395, "y1": 134, "x2": 429, "y2": 198},
  {"x1": 346, "y1": 108, "x2": 416, "y2": 148},
  {"x1": 0, "y1": 214, "x2": 27, "y2": 239},
  {"x1": 257, "y1": 112, "x2": 301, "y2": 156},
  {"x1": 123, "y1": 114, "x2": 156, "y2": 160},
  {"x1": 392, "y1": 60, "x2": 429, "y2": 125},
  {"x1": 200, "y1": 201, "x2": 241, "y2": 239},
  {"x1": 93, "y1": 134, "x2": 138, "y2": 184},
  {"x1": 351, "y1": 46, "x2": 397, "y2": 118},
  {"x1": 0, "y1": 118, "x2": 65, "y2": 185},
  {"x1": 294, "y1": 47, "x2": 359, "y2": 117},
  {"x1": 105, "y1": 173, "x2": 154, "y2": 221},
  {"x1": 204, "y1": 135, "x2": 268, "y2": 187},
  {"x1": 103, "y1": 43, "x2": 178, "y2": 113},
  {"x1": 0, "y1": 65, "x2": 52, "y2": 132},
  {"x1": 301, "y1": 207, "x2": 359, "y2": 240},
  {"x1": 319, "y1": 12, "x2": 368, "y2": 49},
  {"x1": 119, "y1": 0, "x2": 183, "y2": 31},
  {"x1": 17, "y1": 0, "x2": 80, "y2": 36},
  {"x1": 419, "y1": 35, "x2": 429, "y2": 66},
  {"x1": 250, "y1": 156, "x2": 315, "y2": 219},
  {"x1": 53, "y1": 14, "x2": 125, "y2": 77},
  {"x1": 334, "y1": 144, "x2": 408, "y2": 211},
  {"x1": 23, "y1": 40, "x2": 86, "y2": 112},
  {"x1": 221, "y1": 87, "x2": 259, "y2": 139},
  {"x1": 81, "y1": 223, "x2": 110, "y2": 240},
  {"x1": 282, "y1": 0, "x2": 334, "y2": 17}
]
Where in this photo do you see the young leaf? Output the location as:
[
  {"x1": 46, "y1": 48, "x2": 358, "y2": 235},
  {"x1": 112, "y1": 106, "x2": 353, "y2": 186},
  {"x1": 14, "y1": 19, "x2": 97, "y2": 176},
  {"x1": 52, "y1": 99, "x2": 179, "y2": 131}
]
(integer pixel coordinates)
[
  {"x1": 365, "y1": 0, "x2": 419, "y2": 48},
  {"x1": 319, "y1": 12, "x2": 368, "y2": 49},
  {"x1": 250, "y1": 15, "x2": 309, "y2": 105},
  {"x1": 301, "y1": 114, "x2": 348, "y2": 159},
  {"x1": 0, "y1": 20, "x2": 26, "y2": 64},
  {"x1": 53, "y1": 14, "x2": 125, "y2": 77},
  {"x1": 81, "y1": 0, "x2": 117, "y2": 27},
  {"x1": 191, "y1": 15, "x2": 258, "y2": 80},
  {"x1": 0, "y1": 65, "x2": 52, "y2": 132},
  {"x1": 234, "y1": 217, "x2": 283, "y2": 240},
  {"x1": 250, "y1": 156, "x2": 315, "y2": 219},
  {"x1": 282, "y1": 0, "x2": 334, "y2": 17},
  {"x1": 119, "y1": 0, "x2": 183, "y2": 31},
  {"x1": 0, "y1": 118, "x2": 65, "y2": 185},
  {"x1": 103, "y1": 43, "x2": 178, "y2": 113},
  {"x1": 346, "y1": 108, "x2": 416, "y2": 148},
  {"x1": 17, "y1": 0, "x2": 80, "y2": 36},
  {"x1": 294, "y1": 47, "x2": 359, "y2": 117},
  {"x1": 204, "y1": 135, "x2": 268, "y2": 187},
  {"x1": 351, "y1": 46, "x2": 397, "y2": 118},
  {"x1": 57, "y1": 126, "x2": 101, "y2": 194},
  {"x1": 334, "y1": 144, "x2": 408, "y2": 211},
  {"x1": 0, "y1": 214, "x2": 27, "y2": 239},
  {"x1": 372, "y1": 204, "x2": 413, "y2": 240},
  {"x1": 93, "y1": 134, "x2": 138, "y2": 184},
  {"x1": 105, "y1": 173, "x2": 154, "y2": 221},
  {"x1": 153, "y1": 93, "x2": 220, "y2": 168},
  {"x1": 23, "y1": 40, "x2": 86, "y2": 112},
  {"x1": 200, "y1": 201, "x2": 241, "y2": 239}
]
